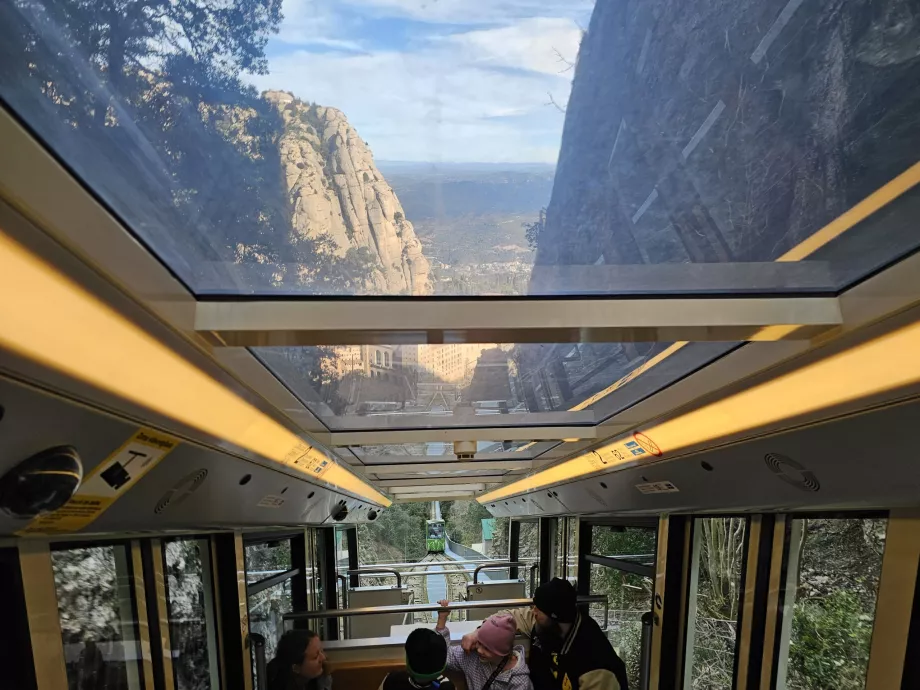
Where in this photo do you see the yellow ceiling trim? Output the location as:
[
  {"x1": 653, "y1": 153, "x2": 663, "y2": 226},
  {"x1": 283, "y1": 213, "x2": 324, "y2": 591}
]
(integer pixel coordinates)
[{"x1": 0, "y1": 230, "x2": 390, "y2": 507}]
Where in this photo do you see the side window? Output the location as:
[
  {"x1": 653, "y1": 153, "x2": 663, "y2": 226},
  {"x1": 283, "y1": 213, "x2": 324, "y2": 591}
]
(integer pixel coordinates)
[
  {"x1": 245, "y1": 539, "x2": 295, "y2": 661},
  {"x1": 51, "y1": 544, "x2": 144, "y2": 690},
  {"x1": 775, "y1": 517, "x2": 887, "y2": 690},
  {"x1": 684, "y1": 517, "x2": 748, "y2": 689},
  {"x1": 586, "y1": 525, "x2": 657, "y2": 690},
  {"x1": 164, "y1": 538, "x2": 220, "y2": 690}
]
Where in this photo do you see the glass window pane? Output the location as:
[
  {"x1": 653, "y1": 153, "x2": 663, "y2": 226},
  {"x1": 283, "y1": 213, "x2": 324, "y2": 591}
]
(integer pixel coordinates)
[
  {"x1": 254, "y1": 342, "x2": 734, "y2": 432},
  {"x1": 686, "y1": 517, "x2": 747, "y2": 689},
  {"x1": 589, "y1": 563, "x2": 653, "y2": 690},
  {"x1": 777, "y1": 517, "x2": 887, "y2": 690},
  {"x1": 590, "y1": 525, "x2": 657, "y2": 563},
  {"x1": 566, "y1": 517, "x2": 579, "y2": 583},
  {"x1": 2, "y1": 0, "x2": 917, "y2": 299},
  {"x1": 164, "y1": 539, "x2": 219, "y2": 690},
  {"x1": 52, "y1": 545, "x2": 143, "y2": 690},
  {"x1": 245, "y1": 540, "x2": 293, "y2": 584}
]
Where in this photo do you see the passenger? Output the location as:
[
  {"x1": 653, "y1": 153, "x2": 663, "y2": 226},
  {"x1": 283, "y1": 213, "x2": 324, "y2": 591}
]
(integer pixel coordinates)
[
  {"x1": 267, "y1": 629, "x2": 332, "y2": 690},
  {"x1": 435, "y1": 599, "x2": 532, "y2": 690},
  {"x1": 379, "y1": 627, "x2": 455, "y2": 690},
  {"x1": 461, "y1": 578, "x2": 629, "y2": 690}
]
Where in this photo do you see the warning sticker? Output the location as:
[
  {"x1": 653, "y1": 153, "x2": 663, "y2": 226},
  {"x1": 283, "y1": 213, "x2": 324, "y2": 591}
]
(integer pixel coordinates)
[
  {"x1": 257, "y1": 495, "x2": 285, "y2": 508},
  {"x1": 635, "y1": 481, "x2": 679, "y2": 495},
  {"x1": 18, "y1": 428, "x2": 179, "y2": 535},
  {"x1": 633, "y1": 432, "x2": 662, "y2": 457},
  {"x1": 283, "y1": 443, "x2": 333, "y2": 479}
]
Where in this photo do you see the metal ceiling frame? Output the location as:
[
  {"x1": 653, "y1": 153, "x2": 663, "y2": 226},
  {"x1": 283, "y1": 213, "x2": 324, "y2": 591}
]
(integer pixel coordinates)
[
  {"x1": 4, "y1": 105, "x2": 920, "y2": 502},
  {"x1": 375, "y1": 476, "x2": 505, "y2": 487},
  {"x1": 364, "y1": 460, "x2": 531, "y2": 474},
  {"x1": 194, "y1": 296, "x2": 842, "y2": 346}
]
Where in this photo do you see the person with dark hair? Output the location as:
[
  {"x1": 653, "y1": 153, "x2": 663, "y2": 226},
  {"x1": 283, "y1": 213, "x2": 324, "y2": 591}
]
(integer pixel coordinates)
[
  {"x1": 267, "y1": 630, "x2": 332, "y2": 690},
  {"x1": 379, "y1": 627, "x2": 455, "y2": 690},
  {"x1": 461, "y1": 578, "x2": 629, "y2": 690}
]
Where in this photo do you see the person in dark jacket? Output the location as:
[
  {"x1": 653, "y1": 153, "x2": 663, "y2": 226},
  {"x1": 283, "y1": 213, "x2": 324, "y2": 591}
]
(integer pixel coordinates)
[
  {"x1": 379, "y1": 627, "x2": 455, "y2": 690},
  {"x1": 462, "y1": 578, "x2": 629, "y2": 690},
  {"x1": 267, "y1": 630, "x2": 332, "y2": 690}
]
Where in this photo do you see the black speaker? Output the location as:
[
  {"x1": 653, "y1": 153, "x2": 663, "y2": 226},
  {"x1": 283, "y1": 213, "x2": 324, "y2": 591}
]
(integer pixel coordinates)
[{"x1": 0, "y1": 446, "x2": 83, "y2": 518}]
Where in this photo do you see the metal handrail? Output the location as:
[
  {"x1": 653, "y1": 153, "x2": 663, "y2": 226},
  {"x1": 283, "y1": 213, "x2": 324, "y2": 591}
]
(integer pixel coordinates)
[
  {"x1": 282, "y1": 595, "x2": 609, "y2": 623},
  {"x1": 283, "y1": 598, "x2": 532, "y2": 621},
  {"x1": 353, "y1": 569, "x2": 494, "y2": 579},
  {"x1": 336, "y1": 573, "x2": 348, "y2": 608},
  {"x1": 529, "y1": 563, "x2": 539, "y2": 596},
  {"x1": 341, "y1": 558, "x2": 536, "y2": 569},
  {"x1": 344, "y1": 567, "x2": 401, "y2": 587},
  {"x1": 473, "y1": 561, "x2": 526, "y2": 584},
  {"x1": 639, "y1": 612, "x2": 653, "y2": 690},
  {"x1": 250, "y1": 633, "x2": 267, "y2": 690}
]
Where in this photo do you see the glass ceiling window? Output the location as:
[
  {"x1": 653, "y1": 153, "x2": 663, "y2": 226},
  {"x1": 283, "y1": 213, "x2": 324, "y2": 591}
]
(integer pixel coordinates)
[
  {"x1": 255, "y1": 342, "x2": 734, "y2": 430},
  {"x1": 343, "y1": 441, "x2": 553, "y2": 460},
  {"x1": 1, "y1": 1, "x2": 918, "y2": 297}
]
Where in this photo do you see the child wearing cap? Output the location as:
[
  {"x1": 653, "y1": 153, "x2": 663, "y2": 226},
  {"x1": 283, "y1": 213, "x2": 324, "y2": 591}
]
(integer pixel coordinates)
[
  {"x1": 436, "y1": 599, "x2": 533, "y2": 690},
  {"x1": 379, "y1": 627, "x2": 455, "y2": 690}
]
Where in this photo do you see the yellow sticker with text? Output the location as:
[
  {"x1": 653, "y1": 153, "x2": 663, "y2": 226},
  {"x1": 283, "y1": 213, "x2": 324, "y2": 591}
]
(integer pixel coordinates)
[{"x1": 18, "y1": 428, "x2": 179, "y2": 535}]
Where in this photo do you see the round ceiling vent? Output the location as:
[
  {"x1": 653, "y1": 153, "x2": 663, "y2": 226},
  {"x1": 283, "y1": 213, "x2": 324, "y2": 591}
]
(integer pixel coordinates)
[
  {"x1": 764, "y1": 453, "x2": 820, "y2": 492},
  {"x1": 155, "y1": 469, "x2": 208, "y2": 514}
]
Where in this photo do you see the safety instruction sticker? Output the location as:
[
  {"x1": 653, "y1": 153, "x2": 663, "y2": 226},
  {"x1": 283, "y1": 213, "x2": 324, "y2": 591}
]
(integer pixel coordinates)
[
  {"x1": 635, "y1": 481, "x2": 679, "y2": 495},
  {"x1": 18, "y1": 428, "x2": 179, "y2": 535},
  {"x1": 257, "y1": 495, "x2": 285, "y2": 508},
  {"x1": 588, "y1": 430, "x2": 663, "y2": 472},
  {"x1": 281, "y1": 441, "x2": 333, "y2": 479}
]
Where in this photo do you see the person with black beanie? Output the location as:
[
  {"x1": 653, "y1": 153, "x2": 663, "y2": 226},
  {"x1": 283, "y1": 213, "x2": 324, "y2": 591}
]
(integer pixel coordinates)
[
  {"x1": 461, "y1": 578, "x2": 628, "y2": 690},
  {"x1": 379, "y1": 627, "x2": 455, "y2": 690}
]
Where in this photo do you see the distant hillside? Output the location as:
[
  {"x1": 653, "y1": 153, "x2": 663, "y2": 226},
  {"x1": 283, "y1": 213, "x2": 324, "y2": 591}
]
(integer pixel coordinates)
[{"x1": 380, "y1": 163, "x2": 554, "y2": 219}]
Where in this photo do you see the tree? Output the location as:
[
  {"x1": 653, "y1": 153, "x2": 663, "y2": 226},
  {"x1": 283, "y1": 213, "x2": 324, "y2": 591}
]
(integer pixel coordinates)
[
  {"x1": 523, "y1": 208, "x2": 547, "y2": 250},
  {"x1": 0, "y1": 0, "x2": 380, "y2": 294}
]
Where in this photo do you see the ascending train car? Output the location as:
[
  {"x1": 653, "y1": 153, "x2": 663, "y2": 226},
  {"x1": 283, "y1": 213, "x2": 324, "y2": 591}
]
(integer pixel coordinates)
[{"x1": 426, "y1": 519, "x2": 445, "y2": 553}]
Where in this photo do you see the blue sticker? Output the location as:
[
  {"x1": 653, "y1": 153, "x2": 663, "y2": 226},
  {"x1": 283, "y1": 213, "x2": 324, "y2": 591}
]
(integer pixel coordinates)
[
  {"x1": 625, "y1": 441, "x2": 639, "y2": 449},
  {"x1": 630, "y1": 448, "x2": 646, "y2": 456}
]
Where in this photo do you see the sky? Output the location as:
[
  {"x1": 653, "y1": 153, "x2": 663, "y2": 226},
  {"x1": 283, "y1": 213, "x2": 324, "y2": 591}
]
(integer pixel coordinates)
[{"x1": 247, "y1": 0, "x2": 596, "y2": 163}]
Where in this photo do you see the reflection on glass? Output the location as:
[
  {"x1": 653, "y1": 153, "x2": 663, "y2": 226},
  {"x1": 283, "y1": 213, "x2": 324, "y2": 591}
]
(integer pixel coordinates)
[
  {"x1": 248, "y1": 579, "x2": 293, "y2": 663},
  {"x1": 256, "y1": 342, "x2": 734, "y2": 430},
  {"x1": 777, "y1": 518, "x2": 887, "y2": 690},
  {"x1": 686, "y1": 517, "x2": 747, "y2": 689},
  {"x1": 591, "y1": 526, "x2": 657, "y2": 562},
  {"x1": 245, "y1": 539, "x2": 295, "y2": 659},
  {"x1": 51, "y1": 545, "x2": 142, "y2": 690},
  {"x1": 589, "y1": 563, "x2": 653, "y2": 690},
  {"x1": 165, "y1": 540, "x2": 218, "y2": 690},
  {"x1": 517, "y1": 521, "x2": 540, "y2": 597},
  {"x1": 566, "y1": 517, "x2": 579, "y2": 583},
  {"x1": 2, "y1": 0, "x2": 918, "y2": 298}
]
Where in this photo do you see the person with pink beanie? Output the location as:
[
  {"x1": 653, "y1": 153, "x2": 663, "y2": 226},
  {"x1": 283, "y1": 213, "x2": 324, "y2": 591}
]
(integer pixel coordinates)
[{"x1": 436, "y1": 600, "x2": 533, "y2": 690}]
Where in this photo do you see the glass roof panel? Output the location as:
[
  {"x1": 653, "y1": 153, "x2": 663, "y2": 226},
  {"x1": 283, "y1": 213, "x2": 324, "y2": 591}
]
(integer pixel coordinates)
[
  {"x1": 344, "y1": 441, "x2": 552, "y2": 460},
  {"x1": 2, "y1": 1, "x2": 918, "y2": 297},
  {"x1": 254, "y1": 342, "x2": 735, "y2": 431}
]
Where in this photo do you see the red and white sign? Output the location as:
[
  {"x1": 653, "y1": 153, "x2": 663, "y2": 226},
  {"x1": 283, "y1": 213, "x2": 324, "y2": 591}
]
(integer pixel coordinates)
[{"x1": 633, "y1": 431, "x2": 662, "y2": 457}]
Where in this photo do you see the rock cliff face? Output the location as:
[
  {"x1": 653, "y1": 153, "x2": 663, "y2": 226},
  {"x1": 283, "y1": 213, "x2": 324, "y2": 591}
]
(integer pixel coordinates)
[
  {"x1": 265, "y1": 90, "x2": 431, "y2": 295},
  {"x1": 531, "y1": 0, "x2": 920, "y2": 293}
]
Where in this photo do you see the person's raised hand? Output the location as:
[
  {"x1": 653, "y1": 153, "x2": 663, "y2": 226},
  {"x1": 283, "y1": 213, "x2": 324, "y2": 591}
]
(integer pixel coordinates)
[
  {"x1": 460, "y1": 631, "x2": 478, "y2": 653},
  {"x1": 438, "y1": 599, "x2": 449, "y2": 609}
]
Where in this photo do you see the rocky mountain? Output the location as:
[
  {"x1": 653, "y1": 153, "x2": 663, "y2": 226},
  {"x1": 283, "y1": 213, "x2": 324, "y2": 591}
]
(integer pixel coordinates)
[
  {"x1": 265, "y1": 90, "x2": 431, "y2": 295},
  {"x1": 532, "y1": 0, "x2": 920, "y2": 294}
]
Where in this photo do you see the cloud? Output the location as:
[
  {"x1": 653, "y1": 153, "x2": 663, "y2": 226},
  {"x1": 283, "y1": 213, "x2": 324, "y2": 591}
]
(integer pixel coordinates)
[
  {"x1": 442, "y1": 17, "x2": 582, "y2": 75},
  {"x1": 250, "y1": 0, "x2": 589, "y2": 162},
  {"x1": 345, "y1": 0, "x2": 594, "y2": 25}
]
